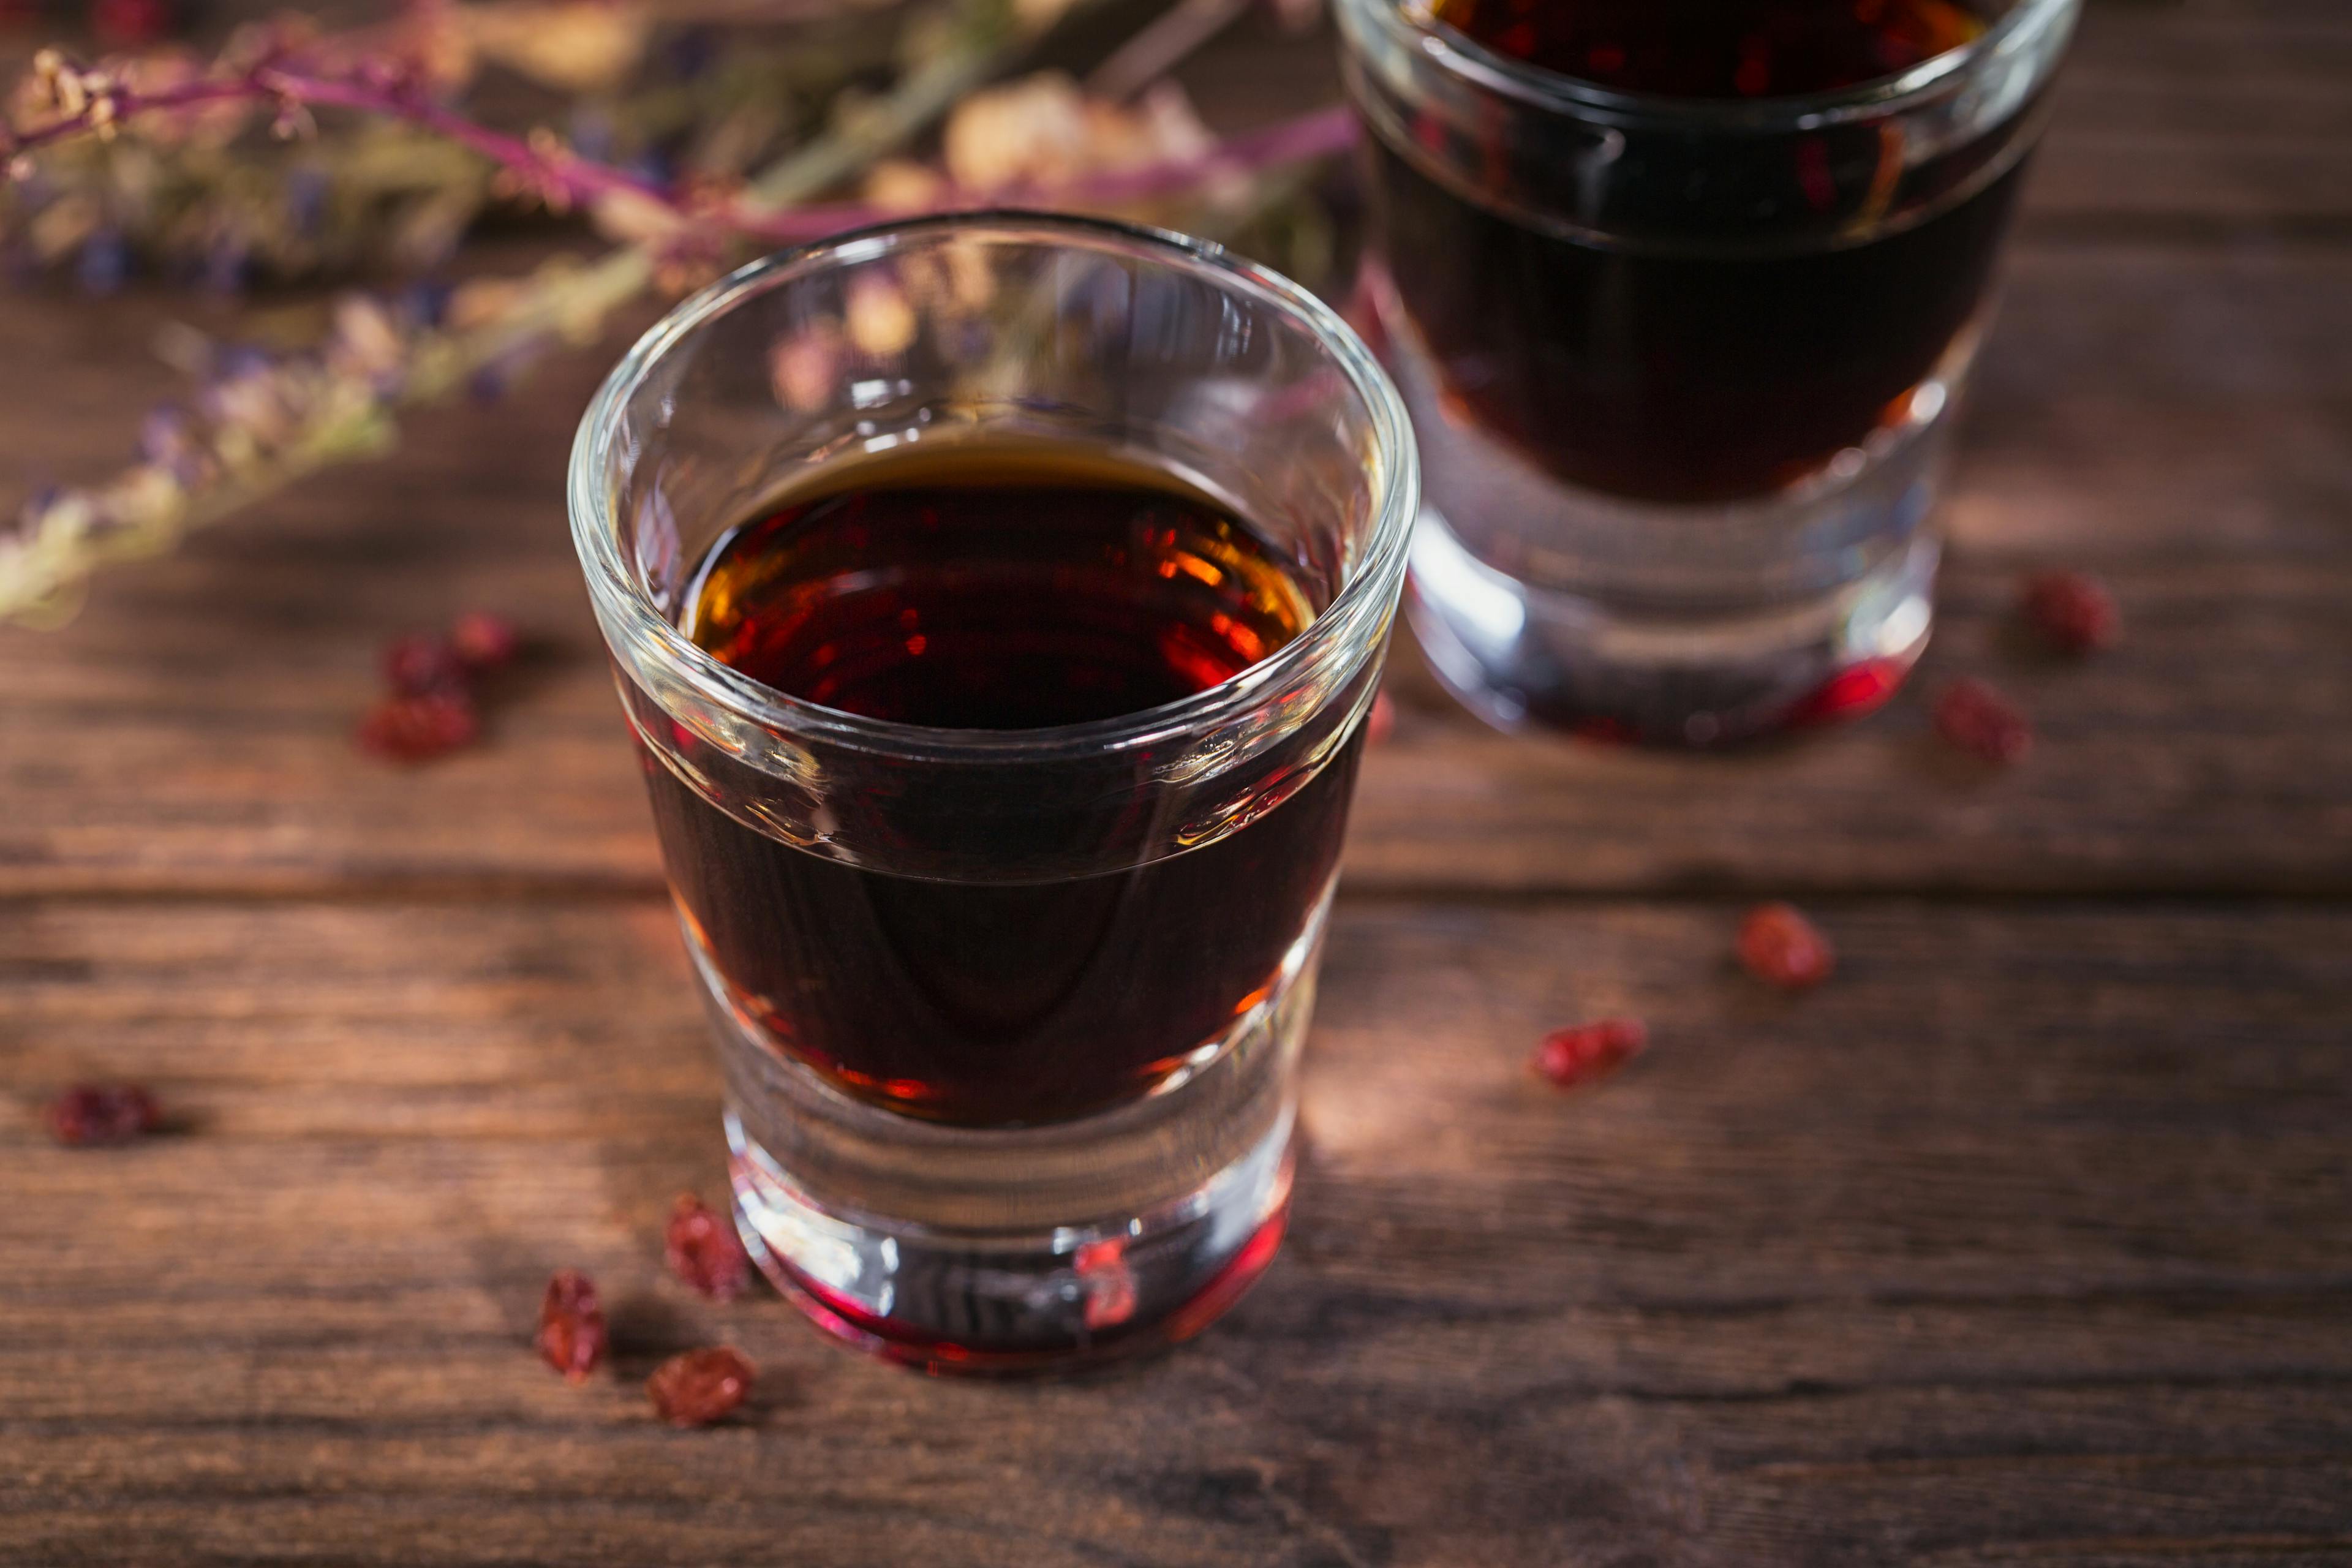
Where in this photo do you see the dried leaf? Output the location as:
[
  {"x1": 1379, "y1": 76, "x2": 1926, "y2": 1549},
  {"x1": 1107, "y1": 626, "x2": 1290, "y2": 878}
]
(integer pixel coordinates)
[
  {"x1": 846, "y1": 273, "x2": 917, "y2": 358},
  {"x1": 769, "y1": 322, "x2": 844, "y2": 413},
  {"x1": 589, "y1": 184, "x2": 683, "y2": 247},
  {"x1": 942, "y1": 72, "x2": 1095, "y2": 190},
  {"x1": 863, "y1": 157, "x2": 949, "y2": 212},
  {"x1": 447, "y1": 277, "x2": 529, "y2": 332},
  {"x1": 940, "y1": 72, "x2": 1219, "y2": 202},
  {"x1": 466, "y1": 2, "x2": 652, "y2": 93},
  {"x1": 1013, "y1": 0, "x2": 1089, "y2": 31}
]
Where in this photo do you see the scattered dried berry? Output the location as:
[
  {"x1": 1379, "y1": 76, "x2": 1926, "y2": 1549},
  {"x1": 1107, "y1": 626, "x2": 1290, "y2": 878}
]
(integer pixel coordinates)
[
  {"x1": 537, "y1": 1270, "x2": 607, "y2": 1382},
  {"x1": 665, "y1": 1193, "x2": 752, "y2": 1302},
  {"x1": 449, "y1": 610, "x2": 522, "y2": 673},
  {"x1": 1569, "y1": 715, "x2": 1637, "y2": 747},
  {"x1": 647, "y1": 1346, "x2": 756, "y2": 1427},
  {"x1": 44, "y1": 1084, "x2": 162, "y2": 1147},
  {"x1": 93, "y1": 0, "x2": 176, "y2": 48},
  {"x1": 382, "y1": 633, "x2": 468, "y2": 698},
  {"x1": 360, "y1": 615, "x2": 528, "y2": 765},
  {"x1": 1529, "y1": 1018, "x2": 1648, "y2": 1091},
  {"x1": 1785, "y1": 657, "x2": 1908, "y2": 728},
  {"x1": 2021, "y1": 570, "x2": 2119, "y2": 654},
  {"x1": 1365, "y1": 689, "x2": 1396, "y2": 745},
  {"x1": 1736, "y1": 902, "x2": 1836, "y2": 991},
  {"x1": 1933, "y1": 678, "x2": 2032, "y2": 765},
  {"x1": 1074, "y1": 1237, "x2": 1137, "y2": 1330},
  {"x1": 356, "y1": 690, "x2": 480, "y2": 764}
]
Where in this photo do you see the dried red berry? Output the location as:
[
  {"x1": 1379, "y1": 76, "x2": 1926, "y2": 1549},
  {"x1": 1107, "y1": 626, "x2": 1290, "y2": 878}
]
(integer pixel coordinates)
[
  {"x1": 44, "y1": 1084, "x2": 161, "y2": 1147},
  {"x1": 1569, "y1": 715, "x2": 1638, "y2": 747},
  {"x1": 1074, "y1": 1238, "x2": 1137, "y2": 1330},
  {"x1": 1933, "y1": 678, "x2": 2032, "y2": 765},
  {"x1": 2021, "y1": 570, "x2": 2118, "y2": 654},
  {"x1": 665, "y1": 1193, "x2": 752, "y2": 1302},
  {"x1": 1529, "y1": 1018, "x2": 1648, "y2": 1091},
  {"x1": 448, "y1": 611, "x2": 522, "y2": 673},
  {"x1": 1785, "y1": 657, "x2": 1908, "y2": 728},
  {"x1": 382, "y1": 633, "x2": 469, "y2": 698},
  {"x1": 356, "y1": 690, "x2": 480, "y2": 763},
  {"x1": 93, "y1": 0, "x2": 176, "y2": 47},
  {"x1": 1365, "y1": 690, "x2": 1396, "y2": 745},
  {"x1": 647, "y1": 1346, "x2": 756, "y2": 1427},
  {"x1": 1736, "y1": 902, "x2": 1836, "y2": 990},
  {"x1": 537, "y1": 1269, "x2": 607, "y2": 1382}
]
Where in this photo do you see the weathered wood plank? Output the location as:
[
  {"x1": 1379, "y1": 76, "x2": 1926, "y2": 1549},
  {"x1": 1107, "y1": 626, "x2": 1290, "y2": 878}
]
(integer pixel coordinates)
[
  {"x1": 4, "y1": 242, "x2": 2350, "y2": 899},
  {"x1": 2021, "y1": 0, "x2": 2352, "y2": 230},
  {"x1": 1, "y1": 896, "x2": 2345, "y2": 1565},
  {"x1": 0, "y1": 7, "x2": 2346, "y2": 1564}
]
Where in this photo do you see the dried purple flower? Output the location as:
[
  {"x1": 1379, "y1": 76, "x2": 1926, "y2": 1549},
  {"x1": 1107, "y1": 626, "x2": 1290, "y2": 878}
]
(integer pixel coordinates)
[
  {"x1": 567, "y1": 104, "x2": 616, "y2": 163},
  {"x1": 138, "y1": 405, "x2": 198, "y2": 476},
  {"x1": 202, "y1": 236, "x2": 249, "y2": 295},
  {"x1": 282, "y1": 165, "x2": 329, "y2": 235},
  {"x1": 397, "y1": 278, "x2": 452, "y2": 330},
  {"x1": 1, "y1": 5, "x2": 1362, "y2": 633},
  {"x1": 76, "y1": 228, "x2": 129, "y2": 295},
  {"x1": 327, "y1": 294, "x2": 404, "y2": 386},
  {"x1": 214, "y1": 345, "x2": 271, "y2": 380}
]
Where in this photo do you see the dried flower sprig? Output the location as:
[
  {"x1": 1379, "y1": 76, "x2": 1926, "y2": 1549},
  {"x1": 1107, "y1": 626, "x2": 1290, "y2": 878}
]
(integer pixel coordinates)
[
  {"x1": 0, "y1": 5, "x2": 891, "y2": 290},
  {"x1": 1, "y1": 0, "x2": 1359, "y2": 626},
  {"x1": 8, "y1": 45, "x2": 1354, "y2": 252},
  {"x1": 0, "y1": 0, "x2": 1008, "y2": 619},
  {"x1": 0, "y1": 255, "x2": 650, "y2": 625}
]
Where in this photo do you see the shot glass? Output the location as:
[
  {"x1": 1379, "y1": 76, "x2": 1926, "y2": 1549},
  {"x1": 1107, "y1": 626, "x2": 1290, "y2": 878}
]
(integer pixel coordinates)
[
  {"x1": 1337, "y1": 0, "x2": 2079, "y2": 744},
  {"x1": 568, "y1": 214, "x2": 1416, "y2": 1371}
]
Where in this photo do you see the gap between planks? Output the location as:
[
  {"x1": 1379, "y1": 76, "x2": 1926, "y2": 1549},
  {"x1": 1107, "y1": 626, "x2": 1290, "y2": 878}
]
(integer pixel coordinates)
[{"x1": 4, "y1": 876, "x2": 2352, "y2": 908}]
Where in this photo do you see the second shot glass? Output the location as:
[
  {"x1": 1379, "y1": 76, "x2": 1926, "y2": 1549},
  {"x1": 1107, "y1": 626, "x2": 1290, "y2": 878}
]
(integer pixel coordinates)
[{"x1": 1339, "y1": 0, "x2": 2079, "y2": 744}]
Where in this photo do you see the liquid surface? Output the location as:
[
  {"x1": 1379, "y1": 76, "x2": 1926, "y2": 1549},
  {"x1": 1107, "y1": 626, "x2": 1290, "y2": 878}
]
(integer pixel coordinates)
[
  {"x1": 1427, "y1": 0, "x2": 1988, "y2": 97},
  {"x1": 685, "y1": 447, "x2": 1317, "y2": 728},
  {"x1": 643, "y1": 446, "x2": 1360, "y2": 1126}
]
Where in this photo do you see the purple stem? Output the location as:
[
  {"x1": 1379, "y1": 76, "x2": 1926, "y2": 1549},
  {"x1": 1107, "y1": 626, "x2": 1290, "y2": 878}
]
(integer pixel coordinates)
[
  {"x1": 7, "y1": 58, "x2": 1360, "y2": 247},
  {"x1": 743, "y1": 103, "x2": 1363, "y2": 242}
]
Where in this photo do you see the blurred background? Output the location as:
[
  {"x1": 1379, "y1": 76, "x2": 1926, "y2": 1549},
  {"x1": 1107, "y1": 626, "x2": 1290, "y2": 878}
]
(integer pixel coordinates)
[{"x1": 2, "y1": 1, "x2": 2348, "y2": 1563}]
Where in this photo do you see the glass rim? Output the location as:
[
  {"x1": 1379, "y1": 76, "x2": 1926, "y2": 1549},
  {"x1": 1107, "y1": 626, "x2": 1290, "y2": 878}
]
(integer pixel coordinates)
[
  {"x1": 567, "y1": 209, "x2": 1418, "y2": 764},
  {"x1": 1342, "y1": 0, "x2": 2076, "y2": 127}
]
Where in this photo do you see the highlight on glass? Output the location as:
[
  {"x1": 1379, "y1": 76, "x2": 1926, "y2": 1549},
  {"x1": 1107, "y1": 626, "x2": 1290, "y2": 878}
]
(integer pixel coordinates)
[{"x1": 568, "y1": 213, "x2": 1417, "y2": 1371}]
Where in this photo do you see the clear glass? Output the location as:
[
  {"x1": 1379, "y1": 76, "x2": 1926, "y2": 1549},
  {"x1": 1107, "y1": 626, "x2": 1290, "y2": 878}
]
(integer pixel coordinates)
[
  {"x1": 1336, "y1": 0, "x2": 2079, "y2": 744},
  {"x1": 568, "y1": 213, "x2": 1415, "y2": 1371}
]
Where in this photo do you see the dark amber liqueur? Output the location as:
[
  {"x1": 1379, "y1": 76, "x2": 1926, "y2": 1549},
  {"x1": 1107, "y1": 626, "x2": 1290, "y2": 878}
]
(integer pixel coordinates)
[{"x1": 639, "y1": 443, "x2": 1363, "y2": 1127}]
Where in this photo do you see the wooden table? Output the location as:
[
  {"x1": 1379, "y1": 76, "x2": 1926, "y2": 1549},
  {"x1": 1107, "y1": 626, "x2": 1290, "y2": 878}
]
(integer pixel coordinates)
[{"x1": 5, "y1": 2, "x2": 2350, "y2": 1562}]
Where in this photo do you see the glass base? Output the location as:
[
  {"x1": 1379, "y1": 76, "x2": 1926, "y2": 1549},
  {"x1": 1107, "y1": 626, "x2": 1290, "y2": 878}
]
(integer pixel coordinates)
[
  {"x1": 729, "y1": 1109, "x2": 1292, "y2": 1374},
  {"x1": 1374, "y1": 270, "x2": 1956, "y2": 747},
  {"x1": 1409, "y1": 508, "x2": 1937, "y2": 746},
  {"x1": 690, "y1": 885, "x2": 1326, "y2": 1373}
]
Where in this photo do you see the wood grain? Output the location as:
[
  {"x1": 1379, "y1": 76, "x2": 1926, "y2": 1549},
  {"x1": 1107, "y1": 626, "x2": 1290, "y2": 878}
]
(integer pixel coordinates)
[
  {"x1": 3, "y1": 896, "x2": 2346, "y2": 1567},
  {"x1": 2, "y1": 2, "x2": 2349, "y2": 1561},
  {"x1": 4, "y1": 241, "x2": 2351, "y2": 899},
  {"x1": 1, "y1": 4, "x2": 2350, "y2": 902}
]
